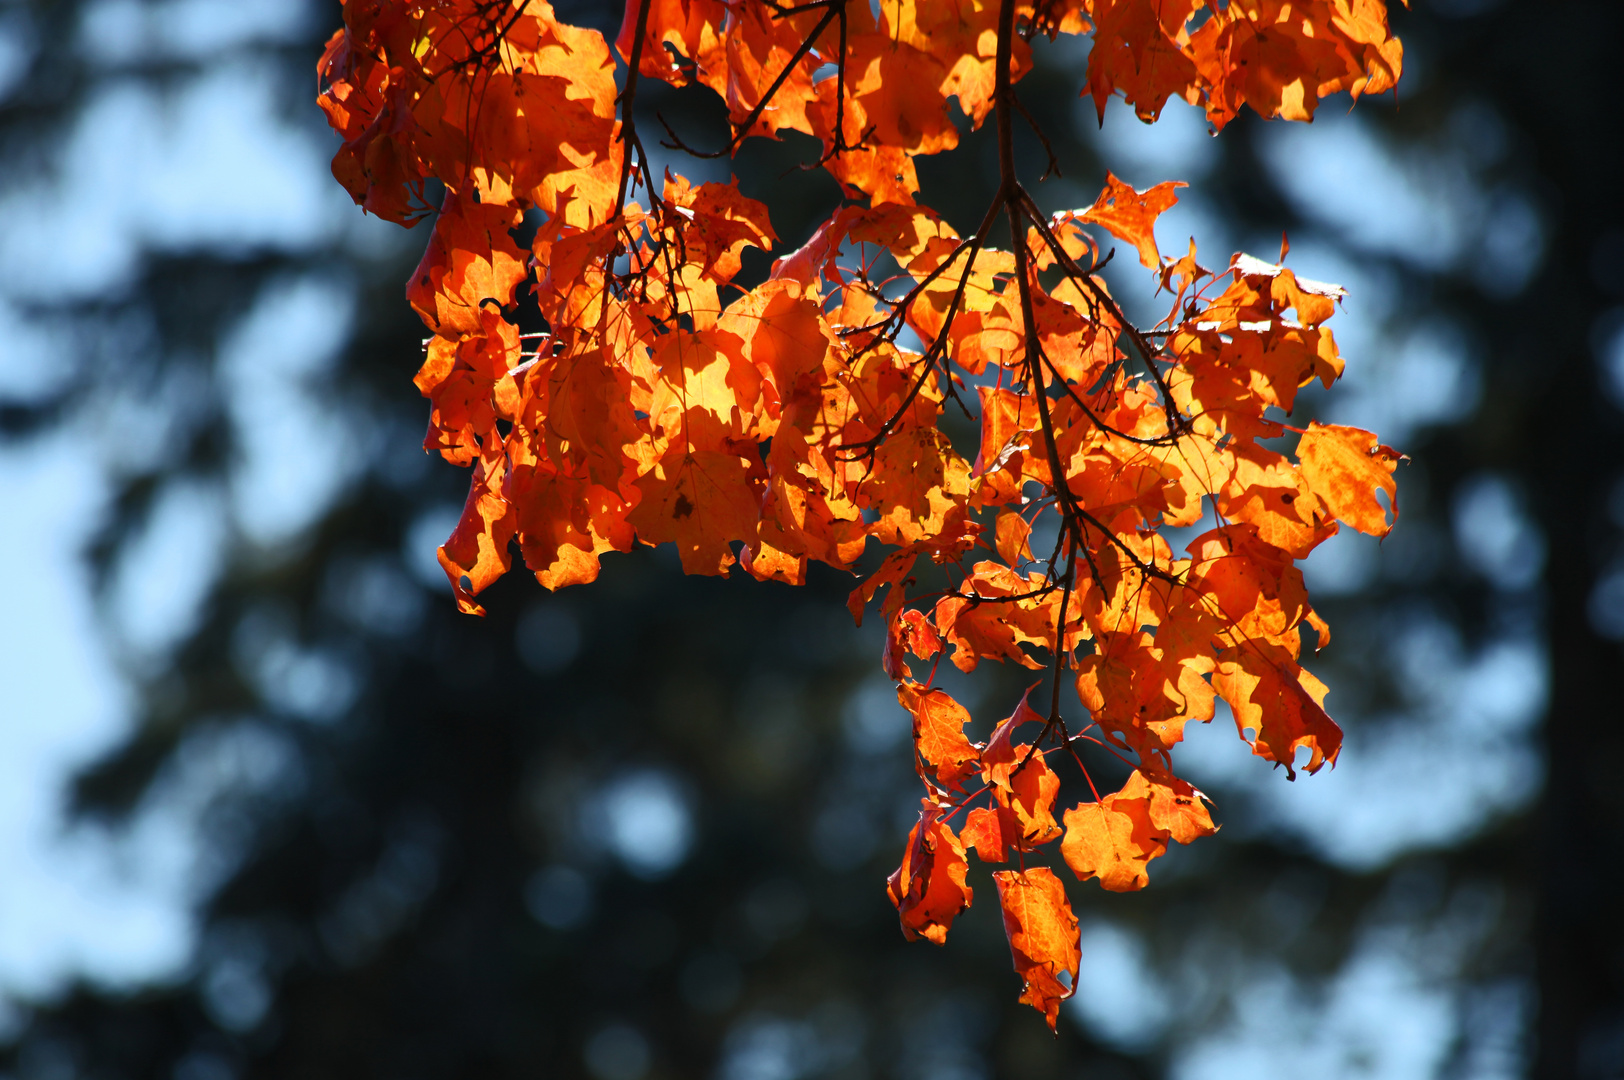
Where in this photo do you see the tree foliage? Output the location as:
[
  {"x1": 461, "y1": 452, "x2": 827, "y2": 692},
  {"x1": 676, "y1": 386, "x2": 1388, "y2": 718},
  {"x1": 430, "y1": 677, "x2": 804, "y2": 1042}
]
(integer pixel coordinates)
[{"x1": 319, "y1": 0, "x2": 1404, "y2": 1026}]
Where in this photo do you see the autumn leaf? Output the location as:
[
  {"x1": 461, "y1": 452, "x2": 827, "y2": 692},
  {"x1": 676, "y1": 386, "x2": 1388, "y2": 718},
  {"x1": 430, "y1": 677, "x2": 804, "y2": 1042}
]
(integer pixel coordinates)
[
  {"x1": 993, "y1": 868, "x2": 1080, "y2": 1030},
  {"x1": 1140, "y1": 770, "x2": 1218, "y2": 845},
  {"x1": 1060, "y1": 770, "x2": 1216, "y2": 891},
  {"x1": 1078, "y1": 0, "x2": 1403, "y2": 130},
  {"x1": 1074, "y1": 616, "x2": 1219, "y2": 759},
  {"x1": 887, "y1": 800, "x2": 974, "y2": 945},
  {"x1": 960, "y1": 805, "x2": 1018, "y2": 863},
  {"x1": 995, "y1": 510, "x2": 1035, "y2": 565},
  {"x1": 979, "y1": 688, "x2": 1064, "y2": 848},
  {"x1": 898, "y1": 681, "x2": 981, "y2": 794},
  {"x1": 878, "y1": 600, "x2": 941, "y2": 679},
  {"x1": 629, "y1": 448, "x2": 762, "y2": 576},
  {"x1": 1082, "y1": 0, "x2": 1204, "y2": 124},
  {"x1": 1296, "y1": 422, "x2": 1403, "y2": 537},
  {"x1": 414, "y1": 309, "x2": 521, "y2": 466},
  {"x1": 848, "y1": 546, "x2": 922, "y2": 627},
  {"x1": 509, "y1": 450, "x2": 635, "y2": 591},
  {"x1": 437, "y1": 443, "x2": 516, "y2": 616},
  {"x1": 1080, "y1": 172, "x2": 1186, "y2": 269},
  {"x1": 407, "y1": 192, "x2": 526, "y2": 337},
  {"x1": 1060, "y1": 790, "x2": 1165, "y2": 892},
  {"x1": 544, "y1": 347, "x2": 644, "y2": 492},
  {"x1": 1213, "y1": 641, "x2": 1342, "y2": 777}
]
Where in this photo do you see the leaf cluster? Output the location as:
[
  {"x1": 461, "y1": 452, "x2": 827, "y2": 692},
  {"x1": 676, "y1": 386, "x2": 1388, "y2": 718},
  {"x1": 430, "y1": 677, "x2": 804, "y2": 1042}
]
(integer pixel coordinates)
[{"x1": 318, "y1": 0, "x2": 1405, "y2": 1026}]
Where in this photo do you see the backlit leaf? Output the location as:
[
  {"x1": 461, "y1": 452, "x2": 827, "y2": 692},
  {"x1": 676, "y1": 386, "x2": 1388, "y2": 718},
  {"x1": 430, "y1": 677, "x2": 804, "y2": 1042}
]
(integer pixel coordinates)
[{"x1": 993, "y1": 868, "x2": 1080, "y2": 1030}]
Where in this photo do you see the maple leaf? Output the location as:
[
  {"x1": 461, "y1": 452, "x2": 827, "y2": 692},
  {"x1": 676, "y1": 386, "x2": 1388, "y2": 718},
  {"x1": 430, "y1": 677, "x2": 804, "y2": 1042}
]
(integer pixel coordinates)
[
  {"x1": 629, "y1": 447, "x2": 762, "y2": 575},
  {"x1": 408, "y1": 192, "x2": 526, "y2": 337},
  {"x1": 934, "y1": 563, "x2": 1061, "y2": 672},
  {"x1": 1061, "y1": 770, "x2": 1216, "y2": 891},
  {"x1": 616, "y1": 0, "x2": 725, "y2": 85},
  {"x1": 886, "y1": 608, "x2": 944, "y2": 681},
  {"x1": 1074, "y1": 618, "x2": 1219, "y2": 760},
  {"x1": 993, "y1": 868, "x2": 1080, "y2": 1030},
  {"x1": 960, "y1": 805, "x2": 1017, "y2": 863},
  {"x1": 1076, "y1": 172, "x2": 1186, "y2": 269},
  {"x1": 1189, "y1": 0, "x2": 1404, "y2": 128},
  {"x1": 995, "y1": 510, "x2": 1035, "y2": 566},
  {"x1": 1060, "y1": 789, "x2": 1164, "y2": 892},
  {"x1": 1213, "y1": 641, "x2": 1342, "y2": 777},
  {"x1": 544, "y1": 348, "x2": 644, "y2": 493},
  {"x1": 848, "y1": 546, "x2": 923, "y2": 628},
  {"x1": 898, "y1": 681, "x2": 982, "y2": 794},
  {"x1": 1296, "y1": 422, "x2": 1403, "y2": 537},
  {"x1": 1077, "y1": 0, "x2": 1404, "y2": 130},
  {"x1": 414, "y1": 309, "x2": 521, "y2": 466},
  {"x1": 1082, "y1": 0, "x2": 1204, "y2": 124},
  {"x1": 978, "y1": 689, "x2": 1064, "y2": 848},
  {"x1": 437, "y1": 442, "x2": 517, "y2": 616},
  {"x1": 506, "y1": 415, "x2": 638, "y2": 593},
  {"x1": 887, "y1": 800, "x2": 974, "y2": 945},
  {"x1": 662, "y1": 175, "x2": 778, "y2": 284}
]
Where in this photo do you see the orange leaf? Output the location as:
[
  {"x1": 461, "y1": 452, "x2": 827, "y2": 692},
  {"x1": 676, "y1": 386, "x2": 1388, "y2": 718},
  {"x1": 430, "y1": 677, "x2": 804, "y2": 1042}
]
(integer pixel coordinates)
[
  {"x1": 545, "y1": 348, "x2": 643, "y2": 492},
  {"x1": 995, "y1": 510, "x2": 1035, "y2": 566},
  {"x1": 407, "y1": 192, "x2": 526, "y2": 337},
  {"x1": 932, "y1": 562, "x2": 1060, "y2": 672},
  {"x1": 663, "y1": 175, "x2": 777, "y2": 284},
  {"x1": 1060, "y1": 769, "x2": 1217, "y2": 890},
  {"x1": 1074, "y1": 620, "x2": 1218, "y2": 759},
  {"x1": 848, "y1": 545, "x2": 923, "y2": 627},
  {"x1": 898, "y1": 681, "x2": 981, "y2": 794},
  {"x1": 1141, "y1": 770, "x2": 1218, "y2": 845},
  {"x1": 895, "y1": 608, "x2": 943, "y2": 667},
  {"x1": 993, "y1": 867, "x2": 1080, "y2": 1030},
  {"x1": 1060, "y1": 792, "x2": 1164, "y2": 892},
  {"x1": 1083, "y1": 0, "x2": 1204, "y2": 125},
  {"x1": 628, "y1": 448, "x2": 762, "y2": 575},
  {"x1": 887, "y1": 801, "x2": 974, "y2": 945},
  {"x1": 1081, "y1": 172, "x2": 1186, "y2": 269},
  {"x1": 509, "y1": 445, "x2": 635, "y2": 592},
  {"x1": 980, "y1": 689, "x2": 1063, "y2": 848},
  {"x1": 616, "y1": 0, "x2": 727, "y2": 84},
  {"x1": 1213, "y1": 641, "x2": 1341, "y2": 776},
  {"x1": 1296, "y1": 422, "x2": 1402, "y2": 537},
  {"x1": 437, "y1": 444, "x2": 516, "y2": 616},
  {"x1": 961, "y1": 804, "x2": 1018, "y2": 863}
]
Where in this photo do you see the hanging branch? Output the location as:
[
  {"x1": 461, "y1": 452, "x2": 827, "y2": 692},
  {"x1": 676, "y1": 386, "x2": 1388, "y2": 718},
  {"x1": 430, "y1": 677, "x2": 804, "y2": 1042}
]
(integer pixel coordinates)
[{"x1": 325, "y1": 0, "x2": 1404, "y2": 1028}]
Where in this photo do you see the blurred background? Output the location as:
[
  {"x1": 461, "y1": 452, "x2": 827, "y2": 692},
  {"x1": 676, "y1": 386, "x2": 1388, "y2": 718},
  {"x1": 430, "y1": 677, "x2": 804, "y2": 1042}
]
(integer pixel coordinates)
[{"x1": 0, "y1": 0, "x2": 1617, "y2": 1077}]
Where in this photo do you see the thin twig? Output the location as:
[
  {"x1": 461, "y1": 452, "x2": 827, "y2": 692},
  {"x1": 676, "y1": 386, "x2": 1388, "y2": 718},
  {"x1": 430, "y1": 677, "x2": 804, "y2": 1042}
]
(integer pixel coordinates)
[
  {"x1": 1012, "y1": 93, "x2": 1061, "y2": 180},
  {"x1": 659, "y1": 3, "x2": 839, "y2": 158},
  {"x1": 613, "y1": 0, "x2": 654, "y2": 217}
]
